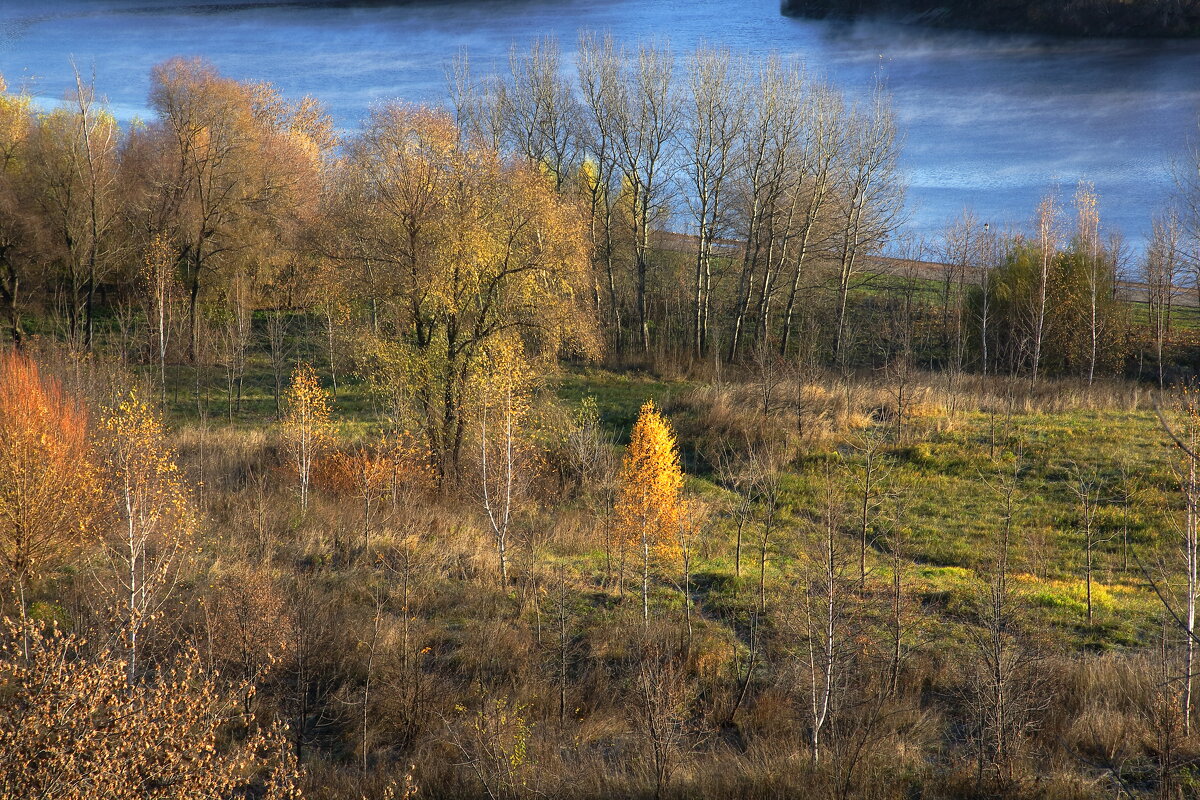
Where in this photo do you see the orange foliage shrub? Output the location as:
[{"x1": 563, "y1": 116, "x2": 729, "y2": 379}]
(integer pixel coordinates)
[
  {"x1": 315, "y1": 431, "x2": 436, "y2": 504},
  {"x1": 0, "y1": 351, "x2": 100, "y2": 620}
]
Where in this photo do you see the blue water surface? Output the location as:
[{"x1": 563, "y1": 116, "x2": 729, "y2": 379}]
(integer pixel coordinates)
[{"x1": 2, "y1": 0, "x2": 1198, "y2": 249}]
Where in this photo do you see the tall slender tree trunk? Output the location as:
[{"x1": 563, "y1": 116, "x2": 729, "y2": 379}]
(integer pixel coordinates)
[{"x1": 641, "y1": 522, "x2": 651, "y2": 623}]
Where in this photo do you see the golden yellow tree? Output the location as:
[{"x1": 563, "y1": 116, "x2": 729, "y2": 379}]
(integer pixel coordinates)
[
  {"x1": 98, "y1": 388, "x2": 196, "y2": 684},
  {"x1": 282, "y1": 362, "x2": 331, "y2": 515},
  {"x1": 330, "y1": 105, "x2": 598, "y2": 482},
  {"x1": 0, "y1": 352, "x2": 99, "y2": 636},
  {"x1": 615, "y1": 400, "x2": 684, "y2": 622}
]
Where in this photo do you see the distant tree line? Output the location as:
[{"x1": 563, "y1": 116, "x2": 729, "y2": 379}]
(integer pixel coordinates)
[
  {"x1": 0, "y1": 39, "x2": 910, "y2": 477},
  {"x1": 0, "y1": 38, "x2": 1198, "y2": 476},
  {"x1": 783, "y1": 0, "x2": 1200, "y2": 37}
]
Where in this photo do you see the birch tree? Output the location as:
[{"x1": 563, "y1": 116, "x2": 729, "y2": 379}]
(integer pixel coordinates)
[
  {"x1": 1144, "y1": 210, "x2": 1183, "y2": 389},
  {"x1": 802, "y1": 466, "x2": 849, "y2": 764},
  {"x1": 1067, "y1": 462, "x2": 1108, "y2": 627},
  {"x1": 282, "y1": 362, "x2": 331, "y2": 516},
  {"x1": 779, "y1": 83, "x2": 845, "y2": 356},
  {"x1": 1073, "y1": 182, "x2": 1104, "y2": 386},
  {"x1": 479, "y1": 341, "x2": 537, "y2": 586},
  {"x1": 1029, "y1": 191, "x2": 1060, "y2": 389},
  {"x1": 98, "y1": 389, "x2": 196, "y2": 684},
  {"x1": 577, "y1": 32, "x2": 625, "y2": 347},
  {"x1": 831, "y1": 86, "x2": 904, "y2": 366},
  {"x1": 727, "y1": 56, "x2": 804, "y2": 360},
  {"x1": 604, "y1": 39, "x2": 679, "y2": 354},
  {"x1": 501, "y1": 37, "x2": 580, "y2": 191}
]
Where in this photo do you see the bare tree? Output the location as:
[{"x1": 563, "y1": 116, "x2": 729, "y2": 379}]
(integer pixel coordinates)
[
  {"x1": 939, "y1": 210, "x2": 983, "y2": 404},
  {"x1": 577, "y1": 32, "x2": 625, "y2": 347},
  {"x1": 851, "y1": 428, "x2": 888, "y2": 586},
  {"x1": 977, "y1": 222, "x2": 998, "y2": 376},
  {"x1": 801, "y1": 465, "x2": 850, "y2": 764},
  {"x1": 752, "y1": 452, "x2": 783, "y2": 614},
  {"x1": 779, "y1": 84, "x2": 845, "y2": 356},
  {"x1": 1181, "y1": 420, "x2": 1199, "y2": 736},
  {"x1": 682, "y1": 44, "x2": 746, "y2": 359},
  {"x1": 1144, "y1": 209, "x2": 1183, "y2": 389},
  {"x1": 479, "y1": 359, "x2": 534, "y2": 587},
  {"x1": 554, "y1": 566, "x2": 574, "y2": 723},
  {"x1": 69, "y1": 66, "x2": 123, "y2": 350},
  {"x1": 1073, "y1": 182, "x2": 1104, "y2": 386},
  {"x1": 602, "y1": 37, "x2": 679, "y2": 354},
  {"x1": 831, "y1": 85, "x2": 905, "y2": 366},
  {"x1": 1172, "y1": 113, "x2": 1200, "y2": 309},
  {"x1": 1067, "y1": 461, "x2": 1109, "y2": 627},
  {"x1": 1029, "y1": 190, "x2": 1061, "y2": 390},
  {"x1": 885, "y1": 241, "x2": 922, "y2": 444},
  {"x1": 630, "y1": 640, "x2": 690, "y2": 800},
  {"x1": 1160, "y1": 384, "x2": 1200, "y2": 734},
  {"x1": 1115, "y1": 458, "x2": 1141, "y2": 574},
  {"x1": 726, "y1": 56, "x2": 804, "y2": 360},
  {"x1": 141, "y1": 233, "x2": 179, "y2": 409},
  {"x1": 966, "y1": 454, "x2": 1047, "y2": 788},
  {"x1": 883, "y1": 478, "x2": 917, "y2": 697},
  {"x1": 501, "y1": 37, "x2": 580, "y2": 191},
  {"x1": 712, "y1": 441, "x2": 757, "y2": 579},
  {"x1": 23, "y1": 68, "x2": 124, "y2": 350},
  {"x1": 447, "y1": 49, "x2": 506, "y2": 152}
]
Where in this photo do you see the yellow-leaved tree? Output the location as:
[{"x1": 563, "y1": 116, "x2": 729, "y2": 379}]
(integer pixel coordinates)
[
  {"x1": 282, "y1": 363, "x2": 331, "y2": 515},
  {"x1": 327, "y1": 105, "x2": 598, "y2": 483},
  {"x1": 478, "y1": 337, "x2": 540, "y2": 586},
  {"x1": 98, "y1": 388, "x2": 196, "y2": 685},
  {"x1": 616, "y1": 401, "x2": 684, "y2": 622}
]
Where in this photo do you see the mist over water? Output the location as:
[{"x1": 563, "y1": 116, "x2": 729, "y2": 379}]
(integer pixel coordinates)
[{"x1": 1, "y1": 0, "x2": 1197, "y2": 249}]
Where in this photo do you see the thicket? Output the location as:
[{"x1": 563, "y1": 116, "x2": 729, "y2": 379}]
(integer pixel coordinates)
[{"x1": 2, "y1": 35, "x2": 1200, "y2": 799}]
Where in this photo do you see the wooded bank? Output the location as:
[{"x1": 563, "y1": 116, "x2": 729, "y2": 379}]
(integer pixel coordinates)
[{"x1": 782, "y1": 0, "x2": 1200, "y2": 36}]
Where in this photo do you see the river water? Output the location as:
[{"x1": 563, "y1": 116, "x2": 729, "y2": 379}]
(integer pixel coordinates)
[{"x1": 2, "y1": 0, "x2": 1198, "y2": 249}]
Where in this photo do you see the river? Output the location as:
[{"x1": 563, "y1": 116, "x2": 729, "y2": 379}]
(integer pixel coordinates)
[{"x1": 2, "y1": 0, "x2": 1198, "y2": 250}]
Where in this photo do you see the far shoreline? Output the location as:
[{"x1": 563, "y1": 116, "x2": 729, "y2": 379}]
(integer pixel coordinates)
[{"x1": 781, "y1": 0, "x2": 1200, "y2": 38}]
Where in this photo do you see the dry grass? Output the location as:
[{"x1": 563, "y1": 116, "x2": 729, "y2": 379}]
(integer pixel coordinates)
[{"x1": 672, "y1": 367, "x2": 1151, "y2": 463}]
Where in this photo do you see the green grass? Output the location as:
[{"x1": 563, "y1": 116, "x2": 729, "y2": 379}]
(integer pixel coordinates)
[
  {"x1": 554, "y1": 366, "x2": 689, "y2": 446},
  {"x1": 151, "y1": 322, "x2": 1184, "y2": 655},
  {"x1": 550, "y1": 367, "x2": 1181, "y2": 650}
]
